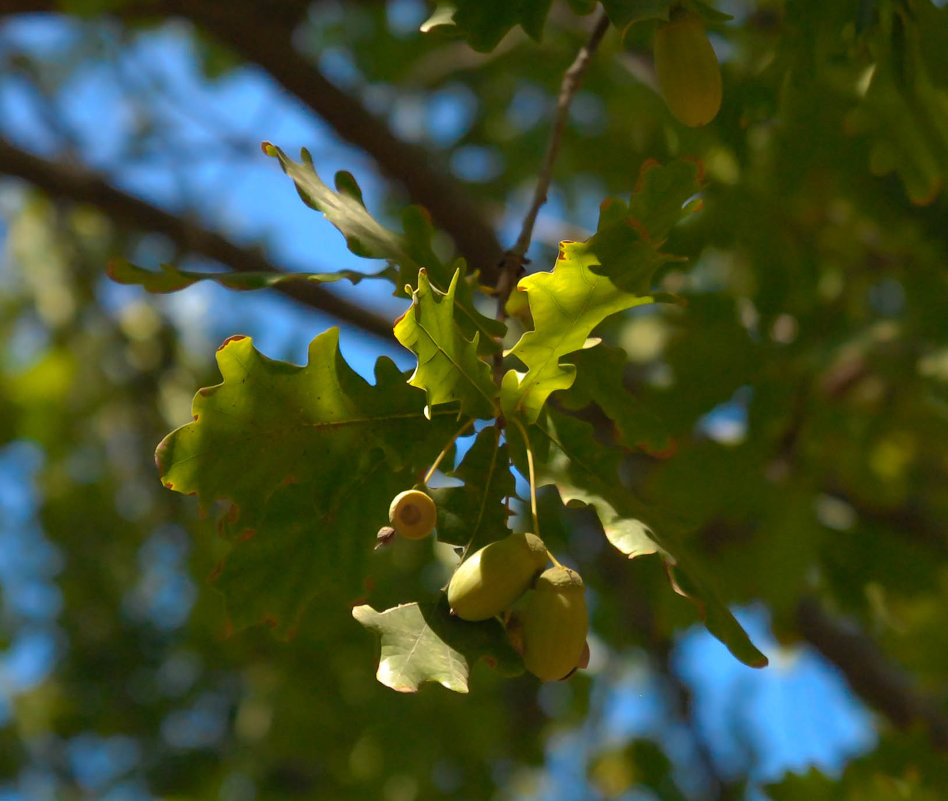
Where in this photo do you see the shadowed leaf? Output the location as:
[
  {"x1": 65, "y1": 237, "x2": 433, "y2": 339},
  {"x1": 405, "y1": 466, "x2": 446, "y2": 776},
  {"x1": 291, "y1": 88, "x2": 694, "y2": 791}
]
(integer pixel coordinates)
[
  {"x1": 558, "y1": 344, "x2": 672, "y2": 454},
  {"x1": 107, "y1": 258, "x2": 395, "y2": 294},
  {"x1": 511, "y1": 410, "x2": 768, "y2": 668},
  {"x1": 432, "y1": 425, "x2": 515, "y2": 551},
  {"x1": 157, "y1": 330, "x2": 457, "y2": 634},
  {"x1": 421, "y1": 0, "x2": 554, "y2": 52}
]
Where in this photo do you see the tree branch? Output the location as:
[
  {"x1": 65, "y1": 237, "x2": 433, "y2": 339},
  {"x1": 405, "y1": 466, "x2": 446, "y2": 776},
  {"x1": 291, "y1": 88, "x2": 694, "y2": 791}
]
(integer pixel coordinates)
[
  {"x1": 0, "y1": 136, "x2": 396, "y2": 342},
  {"x1": 0, "y1": 0, "x2": 504, "y2": 282},
  {"x1": 495, "y1": 10, "x2": 611, "y2": 317},
  {"x1": 797, "y1": 597, "x2": 948, "y2": 751},
  {"x1": 160, "y1": 0, "x2": 505, "y2": 283}
]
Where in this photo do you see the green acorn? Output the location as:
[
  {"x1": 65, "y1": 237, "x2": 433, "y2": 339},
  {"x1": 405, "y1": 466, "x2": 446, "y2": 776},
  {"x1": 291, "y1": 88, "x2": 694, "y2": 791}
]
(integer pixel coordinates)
[
  {"x1": 388, "y1": 490, "x2": 437, "y2": 540},
  {"x1": 447, "y1": 532, "x2": 549, "y2": 621},
  {"x1": 653, "y1": 10, "x2": 722, "y2": 127},
  {"x1": 508, "y1": 565, "x2": 588, "y2": 681}
]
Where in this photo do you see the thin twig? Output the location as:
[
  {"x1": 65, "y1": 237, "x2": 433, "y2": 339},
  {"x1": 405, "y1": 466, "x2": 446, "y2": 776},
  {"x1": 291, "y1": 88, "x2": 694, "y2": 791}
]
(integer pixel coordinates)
[
  {"x1": 422, "y1": 418, "x2": 475, "y2": 486},
  {"x1": 512, "y1": 418, "x2": 542, "y2": 539},
  {"x1": 495, "y1": 10, "x2": 611, "y2": 319}
]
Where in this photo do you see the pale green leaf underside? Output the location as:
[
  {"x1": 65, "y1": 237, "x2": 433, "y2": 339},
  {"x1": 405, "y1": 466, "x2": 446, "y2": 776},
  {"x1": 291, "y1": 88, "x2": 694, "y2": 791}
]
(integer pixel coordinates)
[
  {"x1": 353, "y1": 601, "x2": 523, "y2": 693},
  {"x1": 264, "y1": 143, "x2": 423, "y2": 273},
  {"x1": 265, "y1": 142, "x2": 504, "y2": 349}
]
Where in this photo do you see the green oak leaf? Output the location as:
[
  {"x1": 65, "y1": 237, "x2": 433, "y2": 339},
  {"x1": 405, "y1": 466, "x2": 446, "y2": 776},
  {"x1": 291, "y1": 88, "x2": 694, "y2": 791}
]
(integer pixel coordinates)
[
  {"x1": 432, "y1": 425, "x2": 515, "y2": 551},
  {"x1": 157, "y1": 329, "x2": 458, "y2": 634},
  {"x1": 511, "y1": 410, "x2": 769, "y2": 668},
  {"x1": 421, "y1": 0, "x2": 554, "y2": 52},
  {"x1": 844, "y1": 10, "x2": 948, "y2": 206},
  {"x1": 763, "y1": 769, "x2": 837, "y2": 801},
  {"x1": 265, "y1": 143, "x2": 503, "y2": 350},
  {"x1": 394, "y1": 269, "x2": 498, "y2": 419},
  {"x1": 263, "y1": 142, "x2": 448, "y2": 285},
  {"x1": 586, "y1": 159, "x2": 704, "y2": 294},
  {"x1": 213, "y1": 461, "x2": 414, "y2": 637},
  {"x1": 501, "y1": 246, "x2": 655, "y2": 423},
  {"x1": 352, "y1": 601, "x2": 523, "y2": 693},
  {"x1": 558, "y1": 344, "x2": 672, "y2": 455},
  {"x1": 107, "y1": 258, "x2": 395, "y2": 294},
  {"x1": 626, "y1": 159, "x2": 704, "y2": 243}
]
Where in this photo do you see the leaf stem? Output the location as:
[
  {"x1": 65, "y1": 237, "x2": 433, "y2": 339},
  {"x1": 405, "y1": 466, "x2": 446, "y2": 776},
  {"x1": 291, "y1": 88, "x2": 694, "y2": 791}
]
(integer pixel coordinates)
[
  {"x1": 512, "y1": 418, "x2": 541, "y2": 538},
  {"x1": 423, "y1": 418, "x2": 475, "y2": 485},
  {"x1": 495, "y1": 10, "x2": 612, "y2": 319}
]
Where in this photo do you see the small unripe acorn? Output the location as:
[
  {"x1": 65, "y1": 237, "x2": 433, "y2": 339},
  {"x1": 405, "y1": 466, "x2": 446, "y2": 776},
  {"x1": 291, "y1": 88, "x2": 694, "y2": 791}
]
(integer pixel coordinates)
[
  {"x1": 447, "y1": 532, "x2": 549, "y2": 621},
  {"x1": 509, "y1": 565, "x2": 588, "y2": 681},
  {"x1": 653, "y1": 10, "x2": 722, "y2": 127},
  {"x1": 388, "y1": 490, "x2": 437, "y2": 540}
]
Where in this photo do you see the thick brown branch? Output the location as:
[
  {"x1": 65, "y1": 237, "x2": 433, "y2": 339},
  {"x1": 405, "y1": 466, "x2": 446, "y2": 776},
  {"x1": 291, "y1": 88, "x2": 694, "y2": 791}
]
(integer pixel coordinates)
[
  {"x1": 797, "y1": 597, "x2": 948, "y2": 751},
  {"x1": 0, "y1": 136, "x2": 395, "y2": 341}
]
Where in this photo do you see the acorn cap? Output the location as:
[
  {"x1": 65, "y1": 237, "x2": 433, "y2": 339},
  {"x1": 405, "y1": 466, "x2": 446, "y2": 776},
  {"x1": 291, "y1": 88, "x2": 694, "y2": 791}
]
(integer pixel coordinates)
[
  {"x1": 520, "y1": 533, "x2": 550, "y2": 571},
  {"x1": 535, "y1": 565, "x2": 584, "y2": 593}
]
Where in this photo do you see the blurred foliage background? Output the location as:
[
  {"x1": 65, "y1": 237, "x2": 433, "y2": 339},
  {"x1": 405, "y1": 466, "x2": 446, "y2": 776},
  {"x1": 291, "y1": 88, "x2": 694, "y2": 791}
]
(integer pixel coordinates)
[{"x1": 0, "y1": 0, "x2": 947, "y2": 799}]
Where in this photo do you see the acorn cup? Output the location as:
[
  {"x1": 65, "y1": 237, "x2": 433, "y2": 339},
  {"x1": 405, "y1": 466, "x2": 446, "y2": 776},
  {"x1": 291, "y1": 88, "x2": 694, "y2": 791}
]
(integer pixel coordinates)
[
  {"x1": 388, "y1": 490, "x2": 437, "y2": 540},
  {"x1": 506, "y1": 565, "x2": 588, "y2": 681},
  {"x1": 447, "y1": 532, "x2": 549, "y2": 621}
]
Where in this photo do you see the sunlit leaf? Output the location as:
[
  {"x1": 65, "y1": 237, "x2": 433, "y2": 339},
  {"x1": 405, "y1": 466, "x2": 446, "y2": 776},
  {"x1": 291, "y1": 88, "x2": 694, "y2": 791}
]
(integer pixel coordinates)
[{"x1": 501, "y1": 248, "x2": 654, "y2": 424}]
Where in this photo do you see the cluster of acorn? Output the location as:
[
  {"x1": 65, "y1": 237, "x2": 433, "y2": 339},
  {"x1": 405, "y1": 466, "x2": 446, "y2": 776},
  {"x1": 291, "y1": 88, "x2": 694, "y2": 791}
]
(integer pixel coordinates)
[{"x1": 385, "y1": 490, "x2": 589, "y2": 682}]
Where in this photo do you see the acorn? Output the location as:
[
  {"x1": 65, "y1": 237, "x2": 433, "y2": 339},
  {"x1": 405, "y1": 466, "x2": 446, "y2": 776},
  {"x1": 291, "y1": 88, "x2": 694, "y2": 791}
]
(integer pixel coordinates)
[
  {"x1": 447, "y1": 532, "x2": 549, "y2": 621},
  {"x1": 508, "y1": 565, "x2": 588, "y2": 681},
  {"x1": 388, "y1": 490, "x2": 437, "y2": 540},
  {"x1": 653, "y1": 10, "x2": 722, "y2": 127}
]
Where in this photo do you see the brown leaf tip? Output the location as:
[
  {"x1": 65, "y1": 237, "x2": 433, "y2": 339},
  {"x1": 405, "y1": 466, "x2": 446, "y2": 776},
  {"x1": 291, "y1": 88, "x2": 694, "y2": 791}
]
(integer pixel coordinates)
[
  {"x1": 217, "y1": 334, "x2": 248, "y2": 351},
  {"x1": 635, "y1": 158, "x2": 662, "y2": 192}
]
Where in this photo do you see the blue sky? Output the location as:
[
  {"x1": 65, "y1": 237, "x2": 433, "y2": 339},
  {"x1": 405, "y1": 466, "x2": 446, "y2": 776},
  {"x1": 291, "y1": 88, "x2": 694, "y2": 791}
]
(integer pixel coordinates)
[{"x1": 0, "y1": 10, "x2": 880, "y2": 800}]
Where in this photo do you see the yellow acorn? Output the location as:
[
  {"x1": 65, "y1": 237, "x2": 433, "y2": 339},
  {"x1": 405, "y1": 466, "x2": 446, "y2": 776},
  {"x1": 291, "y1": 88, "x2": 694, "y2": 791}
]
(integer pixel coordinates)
[
  {"x1": 447, "y1": 532, "x2": 549, "y2": 621},
  {"x1": 653, "y1": 10, "x2": 722, "y2": 127},
  {"x1": 388, "y1": 490, "x2": 437, "y2": 540},
  {"x1": 508, "y1": 565, "x2": 588, "y2": 681}
]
